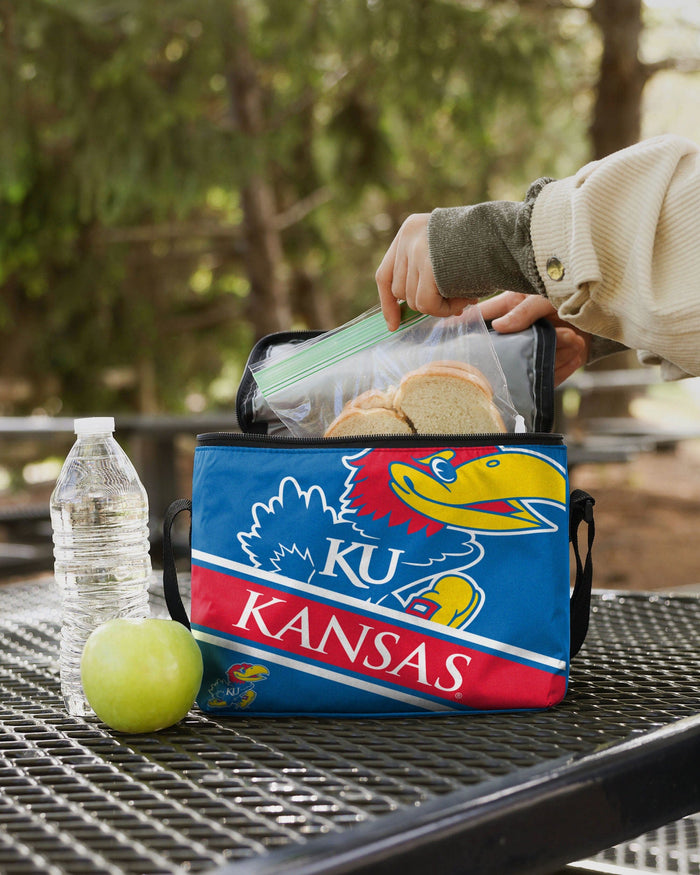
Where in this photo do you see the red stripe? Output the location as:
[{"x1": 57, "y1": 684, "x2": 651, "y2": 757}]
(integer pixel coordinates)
[{"x1": 192, "y1": 565, "x2": 566, "y2": 710}]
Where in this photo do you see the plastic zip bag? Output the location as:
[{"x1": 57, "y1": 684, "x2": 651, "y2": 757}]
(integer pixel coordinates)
[{"x1": 250, "y1": 305, "x2": 522, "y2": 438}]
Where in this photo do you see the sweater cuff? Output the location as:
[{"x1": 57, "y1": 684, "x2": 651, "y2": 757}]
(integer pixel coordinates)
[
  {"x1": 588, "y1": 336, "x2": 628, "y2": 364},
  {"x1": 427, "y1": 179, "x2": 554, "y2": 300}
]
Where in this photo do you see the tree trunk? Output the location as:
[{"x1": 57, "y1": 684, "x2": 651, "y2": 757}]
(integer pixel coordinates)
[
  {"x1": 589, "y1": 0, "x2": 646, "y2": 159},
  {"x1": 578, "y1": 0, "x2": 648, "y2": 421},
  {"x1": 223, "y1": 6, "x2": 293, "y2": 340},
  {"x1": 291, "y1": 268, "x2": 335, "y2": 331}
]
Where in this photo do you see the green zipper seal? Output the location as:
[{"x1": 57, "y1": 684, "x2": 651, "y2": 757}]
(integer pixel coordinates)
[{"x1": 252, "y1": 305, "x2": 428, "y2": 397}]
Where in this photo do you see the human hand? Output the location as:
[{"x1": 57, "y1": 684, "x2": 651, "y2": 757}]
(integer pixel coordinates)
[
  {"x1": 375, "y1": 213, "x2": 476, "y2": 331},
  {"x1": 479, "y1": 291, "x2": 591, "y2": 386}
]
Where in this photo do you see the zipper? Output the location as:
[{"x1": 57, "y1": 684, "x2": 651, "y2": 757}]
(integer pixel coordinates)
[
  {"x1": 196, "y1": 431, "x2": 564, "y2": 449},
  {"x1": 252, "y1": 307, "x2": 427, "y2": 398}
]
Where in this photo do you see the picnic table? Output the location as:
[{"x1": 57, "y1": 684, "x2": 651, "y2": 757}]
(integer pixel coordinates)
[{"x1": 0, "y1": 574, "x2": 697, "y2": 874}]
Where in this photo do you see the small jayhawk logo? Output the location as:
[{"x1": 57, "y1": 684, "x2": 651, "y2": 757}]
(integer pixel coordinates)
[
  {"x1": 206, "y1": 662, "x2": 269, "y2": 710},
  {"x1": 237, "y1": 446, "x2": 566, "y2": 632}
]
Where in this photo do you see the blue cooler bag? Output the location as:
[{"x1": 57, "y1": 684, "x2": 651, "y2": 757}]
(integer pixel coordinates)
[{"x1": 163, "y1": 430, "x2": 594, "y2": 717}]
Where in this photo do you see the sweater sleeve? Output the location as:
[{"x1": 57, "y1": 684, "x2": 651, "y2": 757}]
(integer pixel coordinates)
[
  {"x1": 427, "y1": 179, "x2": 550, "y2": 299},
  {"x1": 531, "y1": 134, "x2": 700, "y2": 377}
]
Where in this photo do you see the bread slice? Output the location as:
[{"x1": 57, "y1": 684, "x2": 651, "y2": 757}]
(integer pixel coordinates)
[
  {"x1": 324, "y1": 405, "x2": 413, "y2": 437},
  {"x1": 353, "y1": 386, "x2": 397, "y2": 409},
  {"x1": 414, "y1": 360, "x2": 494, "y2": 399},
  {"x1": 394, "y1": 368, "x2": 505, "y2": 435}
]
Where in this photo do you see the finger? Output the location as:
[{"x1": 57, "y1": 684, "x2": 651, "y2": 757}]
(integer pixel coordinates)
[
  {"x1": 554, "y1": 359, "x2": 582, "y2": 387},
  {"x1": 556, "y1": 327, "x2": 588, "y2": 361},
  {"x1": 451, "y1": 295, "x2": 478, "y2": 313},
  {"x1": 435, "y1": 295, "x2": 477, "y2": 318},
  {"x1": 490, "y1": 295, "x2": 557, "y2": 333},
  {"x1": 404, "y1": 259, "x2": 421, "y2": 312},
  {"x1": 390, "y1": 239, "x2": 409, "y2": 304},
  {"x1": 414, "y1": 284, "x2": 476, "y2": 319},
  {"x1": 555, "y1": 328, "x2": 588, "y2": 385},
  {"x1": 376, "y1": 239, "x2": 402, "y2": 331},
  {"x1": 378, "y1": 281, "x2": 402, "y2": 331},
  {"x1": 553, "y1": 328, "x2": 588, "y2": 385},
  {"x1": 414, "y1": 272, "x2": 448, "y2": 317},
  {"x1": 478, "y1": 291, "x2": 526, "y2": 322}
]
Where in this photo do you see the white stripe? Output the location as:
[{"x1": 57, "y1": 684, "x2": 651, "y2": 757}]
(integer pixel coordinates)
[
  {"x1": 565, "y1": 863, "x2": 644, "y2": 875},
  {"x1": 191, "y1": 549, "x2": 567, "y2": 672},
  {"x1": 193, "y1": 629, "x2": 455, "y2": 712}
]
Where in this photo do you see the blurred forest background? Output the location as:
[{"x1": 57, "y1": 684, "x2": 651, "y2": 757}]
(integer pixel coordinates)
[{"x1": 1, "y1": 0, "x2": 700, "y2": 421}]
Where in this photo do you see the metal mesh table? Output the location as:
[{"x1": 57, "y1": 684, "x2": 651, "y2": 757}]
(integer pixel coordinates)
[
  {"x1": 0, "y1": 577, "x2": 698, "y2": 874},
  {"x1": 570, "y1": 815, "x2": 700, "y2": 874}
]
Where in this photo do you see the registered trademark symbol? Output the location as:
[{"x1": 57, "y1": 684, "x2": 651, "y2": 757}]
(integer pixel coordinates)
[{"x1": 455, "y1": 692, "x2": 463, "y2": 700}]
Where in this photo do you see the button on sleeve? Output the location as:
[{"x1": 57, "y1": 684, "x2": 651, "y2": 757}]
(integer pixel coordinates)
[{"x1": 546, "y1": 256, "x2": 565, "y2": 281}]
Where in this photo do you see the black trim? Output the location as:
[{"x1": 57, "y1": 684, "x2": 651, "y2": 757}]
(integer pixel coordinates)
[
  {"x1": 569, "y1": 489, "x2": 595, "y2": 656},
  {"x1": 162, "y1": 498, "x2": 192, "y2": 629},
  {"x1": 195, "y1": 431, "x2": 564, "y2": 448},
  {"x1": 236, "y1": 330, "x2": 321, "y2": 435},
  {"x1": 532, "y1": 317, "x2": 557, "y2": 432},
  {"x1": 211, "y1": 717, "x2": 700, "y2": 875}
]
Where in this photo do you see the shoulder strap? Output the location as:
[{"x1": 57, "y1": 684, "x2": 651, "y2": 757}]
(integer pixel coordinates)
[
  {"x1": 162, "y1": 498, "x2": 192, "y2": 630},
  {"x1": 569, "y1": 489, "x2": 596, "y2": 657}
]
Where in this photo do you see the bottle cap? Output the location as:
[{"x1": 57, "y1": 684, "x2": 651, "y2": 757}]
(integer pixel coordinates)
[{"x1": 74, "y1": 417, "x2": 116, "y2": 436}]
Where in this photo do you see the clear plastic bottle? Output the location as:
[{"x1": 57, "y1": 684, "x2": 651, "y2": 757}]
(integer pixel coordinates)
[{"x1": 50, "y1": 417, "x2": 151, "y2": 716}]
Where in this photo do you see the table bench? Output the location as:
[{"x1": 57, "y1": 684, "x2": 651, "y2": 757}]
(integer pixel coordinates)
[
  {"x1": 0, "y1": 415, "x2": 241, "y2": 576},
  {"x1": 0, "y1": 503, "x2": 54, "y2": 576},
  {"x1": 0, "y1": 413, "x2": 241, "y2": 514},
  {"x1": 0, "y1": 575, "x2": 697, "y2": 874},
  {"x1": 556, "y1": 366, "x2": 700, "y2": 468}
]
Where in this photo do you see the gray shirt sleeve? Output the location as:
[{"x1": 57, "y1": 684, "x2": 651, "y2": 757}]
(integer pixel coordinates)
[
  {"x1": 589, "y1": 336, "x2": 629, "y2": 363},
  {"x1": 427, "y1": 178, "x2": 553, "y2": 299}
]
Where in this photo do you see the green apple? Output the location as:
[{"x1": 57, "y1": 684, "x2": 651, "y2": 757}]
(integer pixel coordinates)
[{"x1": 80, "y1": 617, "x2": 203, "y2": 733}]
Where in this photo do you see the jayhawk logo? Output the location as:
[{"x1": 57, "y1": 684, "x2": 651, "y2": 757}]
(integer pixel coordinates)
[
  {"x1": 344, "y1": 446, "x2": 567, "y2": 535},
  {"x1": 206, "y1": 662, "x2": 269, "y2": 710},
  {"x1": 238, "y1": 446, "x2": 566, "y2": 632}
]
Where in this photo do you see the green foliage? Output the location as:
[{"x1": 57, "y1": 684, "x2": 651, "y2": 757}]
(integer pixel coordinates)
[{"x1": 0, "y1": 0, "x2": 593, "y2": 416}]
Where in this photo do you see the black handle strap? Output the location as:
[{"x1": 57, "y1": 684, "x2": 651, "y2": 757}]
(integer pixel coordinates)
[
  {"x1": 162, "y1": 498, "x2": 192, "y2": 630},
  {"x1": 569, "y1": 489, "x2": 596, "y2": 657}
]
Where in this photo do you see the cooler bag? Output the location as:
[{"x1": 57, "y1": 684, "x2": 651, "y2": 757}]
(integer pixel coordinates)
[{"x1": 162, "y1": 322, "x2": 595, "y2": 717}]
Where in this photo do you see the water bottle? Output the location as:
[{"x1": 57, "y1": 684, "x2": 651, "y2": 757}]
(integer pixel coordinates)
[{"x1": 50, "y1": 417, "x2": 152, "y2": 716}]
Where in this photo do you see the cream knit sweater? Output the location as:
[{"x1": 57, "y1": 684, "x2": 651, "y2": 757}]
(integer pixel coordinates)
[
  {"x1": 533, "y1": 135, "x2": 700, "y2": 377},
  {"x1": 429, "y1": 135, "x2": 700, "y2": 377}
]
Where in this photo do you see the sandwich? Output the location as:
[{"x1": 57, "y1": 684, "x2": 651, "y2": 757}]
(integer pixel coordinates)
[{"x1": 323, "y1": 360, "x2": 505, "y2": 437}]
